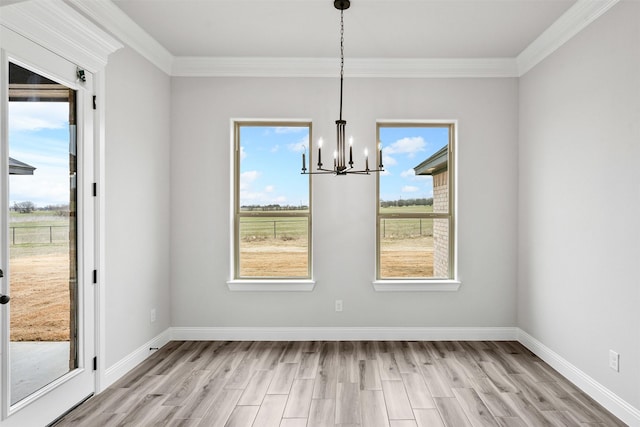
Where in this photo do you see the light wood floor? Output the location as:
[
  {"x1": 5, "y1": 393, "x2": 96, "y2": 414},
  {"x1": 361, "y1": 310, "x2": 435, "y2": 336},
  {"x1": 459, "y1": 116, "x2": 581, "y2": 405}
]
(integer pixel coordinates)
[{"x1": 55, "y1": 341, "x2": 626, "y2": 426}]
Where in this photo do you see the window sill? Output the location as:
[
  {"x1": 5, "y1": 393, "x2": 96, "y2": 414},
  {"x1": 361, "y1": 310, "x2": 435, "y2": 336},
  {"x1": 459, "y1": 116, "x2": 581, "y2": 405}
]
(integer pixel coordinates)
[
  {"x1": 372, "y1": 279, "x2": 461, "y2": 292},
  {"x1": 227, "y1": 279, "x2": 316, "y2": 292}
]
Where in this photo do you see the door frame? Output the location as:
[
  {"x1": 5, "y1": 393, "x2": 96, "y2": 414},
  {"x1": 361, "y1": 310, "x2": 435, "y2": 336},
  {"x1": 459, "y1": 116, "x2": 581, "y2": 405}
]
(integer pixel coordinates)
[{"x1": 0, "y1": 1, "x2": 121, "y2": 425}]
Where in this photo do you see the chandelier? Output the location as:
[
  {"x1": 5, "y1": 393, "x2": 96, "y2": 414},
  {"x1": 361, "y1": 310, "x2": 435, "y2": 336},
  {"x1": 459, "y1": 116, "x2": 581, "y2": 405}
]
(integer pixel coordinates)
[{"x1": 301, "y1": 0, "x2": 384, "y2": 175}]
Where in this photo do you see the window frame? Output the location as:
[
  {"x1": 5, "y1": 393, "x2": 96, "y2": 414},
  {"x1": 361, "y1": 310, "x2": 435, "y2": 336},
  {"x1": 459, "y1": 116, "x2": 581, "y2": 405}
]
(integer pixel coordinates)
[
  {"x1": 374, "y1": 121, "x2": 459, "y2": 290},
  {"x1": 229, "y1": 120, "x2": 313, "y2": 289}
]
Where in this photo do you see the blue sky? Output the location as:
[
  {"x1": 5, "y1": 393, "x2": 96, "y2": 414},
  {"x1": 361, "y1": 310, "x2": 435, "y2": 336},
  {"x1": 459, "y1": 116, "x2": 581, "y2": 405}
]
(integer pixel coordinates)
[
  {"x1": 379, "y1": 126, "x2": 449, "y2": 202},
  {"x1": 9, "y1": 102, "x2": 71, "y2": 207},
  {"x1": 239, "y1": 125, "x2": 309, "y2": 207},
  {"x1": 239, "y1": 124, "x2": 449, "y2": 207}
]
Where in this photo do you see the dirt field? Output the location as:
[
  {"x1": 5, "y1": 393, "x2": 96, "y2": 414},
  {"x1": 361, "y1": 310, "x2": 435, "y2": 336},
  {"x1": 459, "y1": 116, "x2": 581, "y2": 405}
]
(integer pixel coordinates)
[
  {"x1": 9, "y1": 248, "x2": 70, "y2": 342},
  {"x1": 239, "y1": 236, "x2": 435, "y2": 278}
]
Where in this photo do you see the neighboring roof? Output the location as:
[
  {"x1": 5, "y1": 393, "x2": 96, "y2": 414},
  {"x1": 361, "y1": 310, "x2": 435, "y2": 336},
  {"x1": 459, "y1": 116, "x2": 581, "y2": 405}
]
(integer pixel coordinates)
[
  {"x1": 413, "y1": 146, "x2": 448, "y2": 176},
  {"x1": 9, "y1": 157, "x2": 36, "y2": 175}
]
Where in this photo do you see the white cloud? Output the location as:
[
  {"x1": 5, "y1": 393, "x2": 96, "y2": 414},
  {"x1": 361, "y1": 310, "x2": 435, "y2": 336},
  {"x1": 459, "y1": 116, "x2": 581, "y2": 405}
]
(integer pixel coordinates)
[
  {"x1": 240, "y1": 170, "x2": 260, "y2": 190},
  {"x1": 400, "y1": 168, "x2": 416, "y2": 178},
  {"x1": 9, "y1": 102, "x2": 68, "y2": 131},
  {"x1": 275, "y1": 127, "x2": 306, "y2": 134},
  {"x1": 270, "y1": 145, "x2": 280, "y2": 153},
  {"x1": 240, "y1": 145, "x2": 247, "y2": 160},
  {"x1": 287, "y1": 136, "x2": 308, "y2": 153},
  {"x1": 265, "y1": 185, "x2": 274, "y2": 193},
  {"x1": 384, "y1": 137, "x2": 426, "y2": 158},
  {"x1": 402, "y1": 185, "x2": 420, "y2": 193}
]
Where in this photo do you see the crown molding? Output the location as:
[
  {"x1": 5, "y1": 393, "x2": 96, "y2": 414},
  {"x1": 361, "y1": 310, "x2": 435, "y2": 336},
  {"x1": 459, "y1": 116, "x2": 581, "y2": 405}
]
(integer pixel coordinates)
[
  {"x1": 67, "y1": 0, "x2": 173, "y2": 75},
  {"x1": 0, "y1": 0, "x2": 122, "y2": 73},
  {"x1": 517, "y1": 0, "x2": 620, "y2": 76},
  {"x1": 172, "y1": 56, "x2": 519, "y2": 78},
  {"x1": 62, "y1": 0, "x2": 619, "y2": 78}
]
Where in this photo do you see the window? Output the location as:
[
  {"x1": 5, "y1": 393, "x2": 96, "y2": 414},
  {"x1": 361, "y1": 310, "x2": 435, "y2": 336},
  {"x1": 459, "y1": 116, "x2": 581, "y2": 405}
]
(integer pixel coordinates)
[
  {"x1": 233, "y1": 122, "x2": 311, "y2": 281},
  {"x1": 376, "y1": 122, "x2": 455, "y2": 281}
]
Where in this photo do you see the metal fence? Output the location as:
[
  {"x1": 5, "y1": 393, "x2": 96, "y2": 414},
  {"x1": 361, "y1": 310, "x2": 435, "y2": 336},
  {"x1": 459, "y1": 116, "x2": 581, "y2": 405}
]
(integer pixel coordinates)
[
  {"x1": 380, "y1": 218, "x2": 433, "y2": 238},
  {"x1": 9, "y1": 225, "x2": 69, "y2": 245}
]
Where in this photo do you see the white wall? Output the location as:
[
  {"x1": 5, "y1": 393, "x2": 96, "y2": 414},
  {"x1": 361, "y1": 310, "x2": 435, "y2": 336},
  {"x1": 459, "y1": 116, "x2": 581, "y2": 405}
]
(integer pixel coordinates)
[
  {"x1": 104, "y1": 47, "x2": 171, "y2": 366},
  {"x1": 518, "y1": 0, "x2": 640, "y2": 409},
  {"x1": 170, "y1": 76, "x2": 519, "y2": 329}
]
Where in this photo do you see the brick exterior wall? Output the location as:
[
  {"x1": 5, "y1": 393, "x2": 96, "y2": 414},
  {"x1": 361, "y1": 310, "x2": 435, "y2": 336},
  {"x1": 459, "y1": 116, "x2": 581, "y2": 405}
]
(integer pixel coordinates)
[{"x1": 432, "y1": 170, "x2": 449, "y2": 277}]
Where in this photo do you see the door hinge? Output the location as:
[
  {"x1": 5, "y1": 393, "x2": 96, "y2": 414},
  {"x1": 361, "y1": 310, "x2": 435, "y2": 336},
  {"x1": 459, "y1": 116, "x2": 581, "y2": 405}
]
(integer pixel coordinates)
[
  {"x1": 93, "y1": 270, "x2": 97, "y2": 284},
  {"x1": 93, "y1": 357, "x2": 97, "y2": 371},
  {"x1": 93, "y1": 182, "x2": 97, "y2": 197},
  {"x1": 92, "y1": 95, "x2": 97, "y2": 110}
]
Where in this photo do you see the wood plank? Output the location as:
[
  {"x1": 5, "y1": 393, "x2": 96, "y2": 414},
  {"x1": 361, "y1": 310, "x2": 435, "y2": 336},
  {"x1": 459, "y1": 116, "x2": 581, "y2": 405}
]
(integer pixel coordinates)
[
  {"x1": 401, "y1": 372, "x2": 435, "y2": 409},
  {"x1": 237, "y1": 369, "x2": 274, "y2": 405},
  {"x1": 390, "y1": 421, "x2": 418, "y2": 427},
  {"x1": 279, "y1": 419, "x2": 308, "y2": 427},
  {"x1": 308, "y1": 398, "x2": 335, "y2": 427},
  {"x1": 382, "y1": 380, "x2": 413, "y2": 420},
  {"x1": 197, "y1": 388, "x2": 243, "y2": 426},
  {"x1": 223, "y1": 405, "x2": 259, "y2": 427},
  {"x1": 253, "y1": 394, "x2": 288, "y2": 426},
  {"x1": 283, "y1": 379, "x2": 314, "y2": 418},
  {"x1": 268, "y1": 362, "x2": 299, "y2": 394},
  {"x1": 360, "y1": 390, "x2": 391, "y2": 427},
  {"x1": 359, "y1": 359, "x2": 382, "y2": 391},
  {"x1": 414, "y1": 408, "x2": 445, "y2": 427},
  {"x1": 434, "y1": 397, "x2": 473, "y2": 427},
  {"x1": 452, "y1": 388, "x2": 498, "y2": 427},
  {"x1": 336, "y1": 382, "x2": 362, "y2": 424}
]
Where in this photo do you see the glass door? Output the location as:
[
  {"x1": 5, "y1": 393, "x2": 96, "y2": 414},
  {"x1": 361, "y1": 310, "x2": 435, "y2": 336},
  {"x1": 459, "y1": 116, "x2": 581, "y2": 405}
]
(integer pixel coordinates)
[{"x1": 1, "y1": 27, "x2": 95, "y2": 426}]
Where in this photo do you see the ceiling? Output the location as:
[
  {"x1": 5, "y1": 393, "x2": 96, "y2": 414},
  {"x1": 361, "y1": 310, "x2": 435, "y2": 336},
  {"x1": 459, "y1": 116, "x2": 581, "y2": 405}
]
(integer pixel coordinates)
[{"x1": 111, "y1": 0, "x2": 576, "y2": 59}]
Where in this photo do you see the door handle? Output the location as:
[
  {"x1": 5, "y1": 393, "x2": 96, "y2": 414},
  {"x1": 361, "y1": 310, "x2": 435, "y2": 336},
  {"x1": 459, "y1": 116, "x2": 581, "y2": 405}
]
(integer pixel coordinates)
[{"x1": 0, "y1": 270, "x2": 7, "y2": 304}]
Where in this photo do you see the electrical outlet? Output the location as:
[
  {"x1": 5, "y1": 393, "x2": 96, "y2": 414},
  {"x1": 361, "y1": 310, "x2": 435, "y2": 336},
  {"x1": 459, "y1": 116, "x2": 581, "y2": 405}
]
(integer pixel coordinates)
[
  {"x1": 609, "y1": 350, "x2": 619, "y2": 372},
  {"x1": 150, "y1": 308, "x2": 156, "y2": 323},
  {"x1": 335, "y1": 300, "x2": 343, "y2": 312}
]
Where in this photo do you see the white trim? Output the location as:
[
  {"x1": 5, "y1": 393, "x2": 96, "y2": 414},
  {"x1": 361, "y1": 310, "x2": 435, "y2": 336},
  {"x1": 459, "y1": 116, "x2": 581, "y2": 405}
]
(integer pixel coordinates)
[
  {"x1": 372, "y1": 280, "x2": 461, "y2": 292},
  {"x1": 93, "y1": 71, "x2": 108, "y2": 394},
  {"x1": 170, "y1": 326, "x2": 517, "y2": 342},
  {"x1": 67, "y1": 0, "x2": 173, "y2": 75},
  {"x1": 172, "y1": 57, "x2": 519, "y2": 78},
  {"x1": 517, "y1": 0, "x2": 620, "y2": 76},
  {"x1": 0, "y1": 0, "x2": 122, "y2": 73},
  {"x1": 227, "y1": 280, "x2": 315, "y2": 292},
  {"x1": 103, "y1": 329, "x2": 172, "y2": 389},
  {"x1": 65, "y1": 0, "x2": 619, "y2": 78},
  {"x1": 517, "y1": 328, "x2": 640, "y2": 427}
]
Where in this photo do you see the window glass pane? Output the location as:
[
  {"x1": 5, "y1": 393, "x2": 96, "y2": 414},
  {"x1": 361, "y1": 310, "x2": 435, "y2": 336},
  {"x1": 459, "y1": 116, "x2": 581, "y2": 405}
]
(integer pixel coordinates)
[
  {"x1": 235, "y1": 123, "x2": 311, "y2": 279},
  {"x1": 379, "y1": 218, "x2": 449, "y2": 278},
  {"x1": 239, "y1": 217, "x2": 308, "y2": 277},
  {"x1": 239, "y1": 126, "x2": 309, "y2": 212},
  {"x1": 379, "y1": 126, "x2": 449, "y2": 212},
  {"x1": 379, "y1": 218, "x2": 433, "y2": 278}
]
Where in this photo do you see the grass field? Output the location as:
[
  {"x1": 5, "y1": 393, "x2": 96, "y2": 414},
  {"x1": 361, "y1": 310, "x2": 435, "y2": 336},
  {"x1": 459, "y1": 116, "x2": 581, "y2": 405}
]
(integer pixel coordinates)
[
  {"x1": 9, "y1": 211, "x2": 71, "y2": 342},
  {"x1": 9, "y1": 205, "x2": 437, "y2": 340}
]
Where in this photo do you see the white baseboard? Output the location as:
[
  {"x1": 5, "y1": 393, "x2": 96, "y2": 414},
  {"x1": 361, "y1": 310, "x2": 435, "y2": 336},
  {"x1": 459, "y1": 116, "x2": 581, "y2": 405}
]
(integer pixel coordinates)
[
  {"x1": 103, "y1": 328, "x2": 172, "y2": 390},
  {"x1": 169, "y1": 326, "x2": 518, "y2": 342},
  {"x1": 517, "y1": 328, "x2": 640, "y2": 427}
]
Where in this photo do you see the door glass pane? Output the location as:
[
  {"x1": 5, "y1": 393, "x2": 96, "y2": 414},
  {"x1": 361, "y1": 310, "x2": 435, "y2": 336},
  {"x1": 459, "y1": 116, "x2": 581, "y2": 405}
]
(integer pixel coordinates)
[{"x1": 7, "y1": 63, "x2": 77, "y2": 404}]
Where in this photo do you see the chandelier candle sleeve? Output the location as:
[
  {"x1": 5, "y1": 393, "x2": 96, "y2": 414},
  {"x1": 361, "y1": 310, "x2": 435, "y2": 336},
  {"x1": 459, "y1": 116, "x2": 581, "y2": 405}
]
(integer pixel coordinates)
[
  {"x1": 302, "y1": 150, "x2": 306, "y2": 172},
  {"x1": 365, "y1": 148, "x2": 369, "y2": 171}
]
